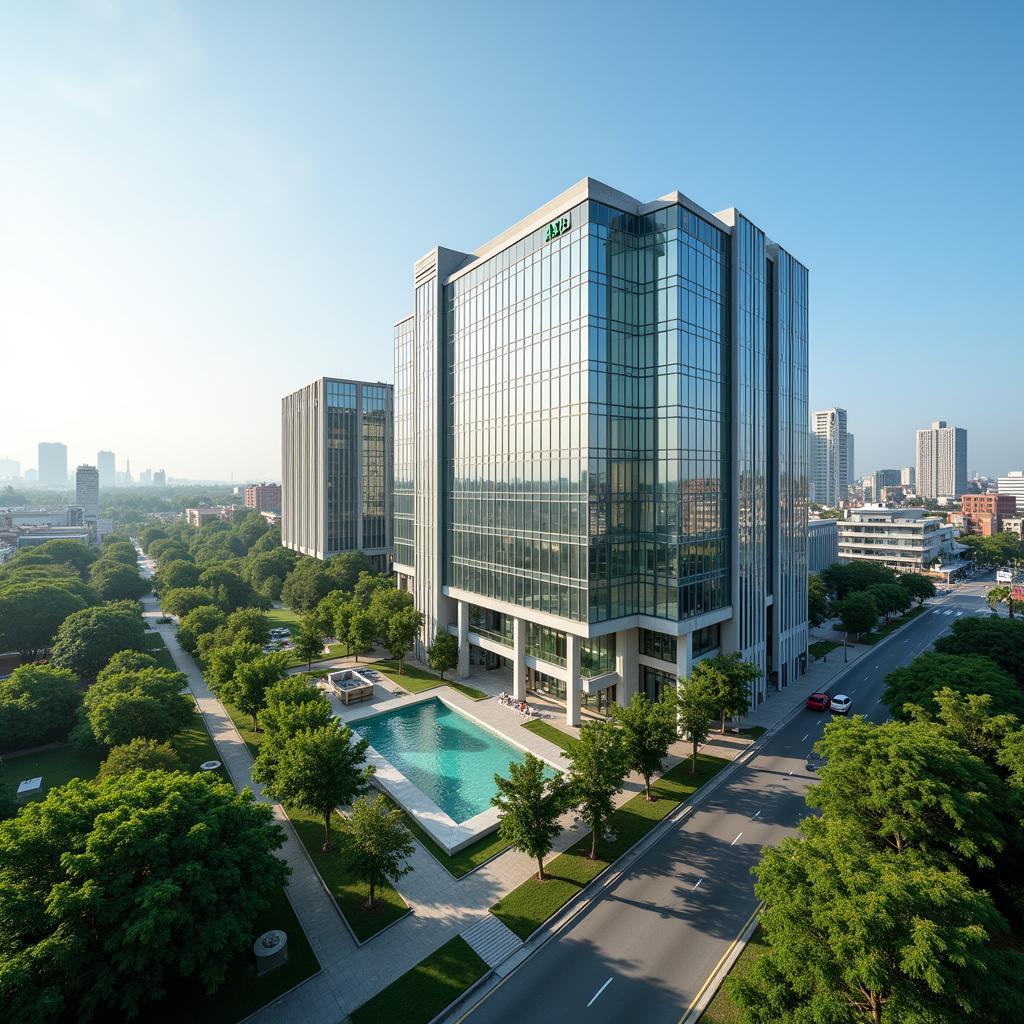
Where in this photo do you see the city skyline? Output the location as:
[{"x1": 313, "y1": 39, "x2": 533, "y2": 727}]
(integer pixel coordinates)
[{"x1": 1, "y1": 2, "x2": 1021, "y2": 480}]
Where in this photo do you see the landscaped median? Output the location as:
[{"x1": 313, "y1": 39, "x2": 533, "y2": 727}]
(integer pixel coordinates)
[
  {"x1": 700, "y1": 925, "x2": 768, "y2": 1024},
  {"x1": 374, "y1": 657, "x2": 488, "y2": 701},
  {"x1": 491, "y1": 752, "x2": 728, "y2": 939},
  {"x1": 521, "y1": 718, "x2": 576, "y2": 751}
]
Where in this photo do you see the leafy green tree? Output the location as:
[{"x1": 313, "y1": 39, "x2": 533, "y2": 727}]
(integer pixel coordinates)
[
  {"x1": 98, "y1": 737, "x2": 182, "y2": 778},
  {"x1": 176, "y1": 603, "x2": 226, "y2": 654},
  {"x1": 161, "y1": 586, "x2": 213, "y2": 618},
  {"x1": 367, "y1": 585, "x2": 414, "y2": 639},
  {"x1": 610, "y1": 692, "x2": 676, "y2": 800},
  {"x1": 883, "y1": 652, "x2": 1024, "y2": 721},
  {"x1": 250, "y1": 528, "x2": 284, "y2": 554},
  {"x1": 138, "y1": 525, "x2": 169, "y2": 551},
  {"x1": 333, "y1": 597, "x2": 359, "y2": 654},
  {"x1": 292, "y1": 621, "x2": 327, "y2": 670},
  {"x1": 347, "y1": 793, "x2": 415, "y2": 908},
  {"x1": 243, "y1": 548, "x2": 295, "y2": 602},
  {"x1": 492, "y1": 753, "x2": 565, "y2": 879},
  {"x1": 253, "y1": 721, "x2": 372, "y2": 850},
  {"x1": 0, "y1": 665, "x2": 81, "y2": 754},
  {"x1": 385, "y1": 606, "x2": 423, "y2": 673},
  {"x1": 280, "y1": 557, "x2": 334, "y2": 613},
  {"x1": 49, "y1": 601, "x2": 146, "y2": 680},
  {"x1": 807, "y1": 574, "x2": 829, "y2": 627},
  {"x1": 691, "y1": 652, "x2": 757, "y2": 733},
  {"x1": 675, "y1": 674, "x2": 715, "y2": 773},
  {"x1": 211, "y1": 652, "x2": 288, "y2": 731},
  {"x1": 998, "y1": 728, "x2": 1024, "y2": 791},
  {"x1": 96, "y1": 541, "x2": 138, "y2": 566},
  {"x1": 326, "y1": 550, "x2": 373, "y2": 593},
  {"x1": 153, "y1": 558, "x2": 201, "y2": 594},
  {"x1": 563, "y1": 720, "x2": 628, "y2": 859},
  {"x1": 28, "y1": 538, "x2": 98, "y2": 579},
  {"x1": 205, "y1": 641, "x2": 261, "y2": 692},
  {"x1": 96, "y1": 649, "x2": 157, "y2": 682},
  {"x1": 731, "y1": 816, "x2": 1024, "y2": 1024},
  {"x1": 907, "y1": 688, "x2": 1019, "y2": 767},
  {"x1": 353, "y1": 570, "x2": 393, "y2": 609},
  {"x1": 0, "y1": 581, "x2": 88, "y2": 660},
  {"x1": 147, "y1": 538, "x2": 191, "y2": 564},
  {"x1": 0, "y1": 771, "x2": 288, "y2": 1023},
  {"x1": 898, "y1": 573, "x2": 935, "y2": 605},
  {"x1": 426, "y1": 629, "x2": 458, "y2": 679},
  {"x1": 198, "y1": 566, "x2": 262, "y2": 613},
  {"x1": 347, "y1": 609, "x2": 377, "y2": 661},
  {"x1": 820, "y1": 560, "x2": 897, "y2": 599},
  {"x1": 253, "y1": 677, "x2": 334, "y2": 781},
  {"x1": 81, "y1": 667, "x2": 193, "y2": 749},
  {"x1": 307, "y1": 589, "x2": 350, "y2": 637},
  {"x1": 809, "y1": 716, "x2": 1006, "y2": 868},
  {"x1": 88, "y1": 561, "x2": 149, "y2": 602},
  {"x1": 836, "y1": 590, "x2": 878, "y2": 638},
  {"x1": 867, "y1": 582, "x2": 911, "y2": 621},
  {"x1": 934, "y1": 616, "x2": 1024, "y2": 684}
]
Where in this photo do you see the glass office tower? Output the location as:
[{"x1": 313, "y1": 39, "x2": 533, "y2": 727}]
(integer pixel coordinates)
[
  {"x1": 394, "y1": 179, "x2": 808, "y2": 722},
  {"x1": 282, "y1": 377, "x2": 394, "y2": 569}
]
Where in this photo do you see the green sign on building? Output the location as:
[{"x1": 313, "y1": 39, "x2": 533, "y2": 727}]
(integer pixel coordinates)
[{"x1": 544, "y1": 215, "x2": 570, "y2": 241}]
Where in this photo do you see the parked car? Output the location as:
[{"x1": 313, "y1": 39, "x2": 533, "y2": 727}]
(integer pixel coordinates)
[
  {"x1": 806, "y1": 692, "x2": 830, "y2": 712},
  {"x1": 830, "y1": 694, "x2": 852, "y2": 714}
]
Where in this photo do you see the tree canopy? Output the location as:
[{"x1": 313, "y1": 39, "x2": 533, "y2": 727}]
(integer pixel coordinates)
[
  {"x1": 49, "y1": 601, "x2": 147, "y2": 680},
  {"x1": 0, "y1": 581, "x2": 89, "y2": 660},
  {"x1": 0, "y1": 665, "x2": 81, "y2": 754},
  {"x1": 346, "y1": 793, "x2": 415, "y2": 909},
  {"x1": 492, "y1": 753, "x2": 565, "y2": 880},
  {"x1": 934, "y1": 617, "x2": 1024, "y2": 684},
  {"x1": 79, "y1": 666, "x2": 193, "y2": 749},
  {"x1": 563, "y1": 720, "x2": 628, "y2": 859},
  {"x1": 610, "y1": 691, "x2": 676, "y2": 800}
]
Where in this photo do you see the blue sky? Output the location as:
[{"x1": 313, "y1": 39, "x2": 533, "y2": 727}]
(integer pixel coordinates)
[{"x1": 1, "y1": 0, "x2": 1021, "y2": 481}]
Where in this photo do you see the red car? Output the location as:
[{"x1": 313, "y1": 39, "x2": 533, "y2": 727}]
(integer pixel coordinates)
[{"x1": 806, "y1": 692, "x2": 830, "y2": 712}]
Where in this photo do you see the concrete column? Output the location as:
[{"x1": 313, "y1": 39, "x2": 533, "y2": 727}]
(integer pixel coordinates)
[
  {"x1": 615, "y1": 628, "x2": 639, "y2": 706},
  {"x1": 512, "y1": 617, "x2": 527, "y2": 700},
  {"x1": 676, "y1": 631, "x2": 693, "y2": 685},
  {"x1": 456, "y1": 600, "x2": 469, "y2": 680},
  {"x1": 566, "y1": 633, "x2": 581, "y2": 727}
]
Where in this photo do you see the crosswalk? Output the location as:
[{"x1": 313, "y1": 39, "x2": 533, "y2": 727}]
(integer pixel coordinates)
[{"x1": 461, "y1": 915, "x2": 523, "y2": 968}]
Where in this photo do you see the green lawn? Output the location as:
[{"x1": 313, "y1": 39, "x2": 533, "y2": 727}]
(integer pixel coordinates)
[
  {"x1": 491, "y1": 753, "x2": 728, "y2": 939},
  {"x1": 701, "y1": 925, "x2": 768, "y2": 1024},
  {"x1": 219, "y1": 699, "x2": 409, "y2": 940},
  {"x1": 171, "y1": 707, "x2": 231, "y2": 781},
  {"x1": 1, "y1": 743, "x2": 103, "y2": 806},
  {"x1": 398, "y1": 804, "x2": 508, "y2": 877},
  {"x1": 283, "y1": 642, "x2": 345, "y2": 670},
  {"x1": 808, "y1": 639, "x2": 840, "y2": 659},
  {"x1": 374, "y1": 658, "x2": 488, "y2": 700},
  {"x1": 143, "y1": 630, "x2": 179, "y2": 671},
  {"x1": 860, "y1": 604, "x2": 928, "y2": 645},
  {"x1": 266, "y1": 607, "x2": 303, "y2": 632},
  {"x1": 733, "y1": 726, "x2": 767, "y2": 740},
  {"x1": 350, "y1": 936, "x2": 488, "y2": 1024},
  {"x1": 522, "y1": 718, "x2": 577, "y2": 751}
]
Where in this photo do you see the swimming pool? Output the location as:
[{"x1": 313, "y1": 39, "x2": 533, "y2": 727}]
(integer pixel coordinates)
[{"x1": 352, "y1": 697, "x2": 551, "y2": 823}]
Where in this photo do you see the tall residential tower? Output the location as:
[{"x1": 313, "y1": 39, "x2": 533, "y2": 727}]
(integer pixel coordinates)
[
  {"x1": 916, "y1": 420, "x2": 967, "y2": 499},
  {"x1": 393, "y1": 178, "x2": 810, "y2": 722},
  {"x1": 810, "y1": 408, "x2": 848, "y2": 506},
  {"x1": 38, "y1": 442, "x2": 68, "y2": 488}
]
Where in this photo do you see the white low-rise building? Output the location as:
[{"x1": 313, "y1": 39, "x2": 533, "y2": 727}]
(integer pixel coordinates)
[
  {"x1": 808, "y1": 518, "x2": 839, "y2": 573},
  {"x1": 838, "y1": 505, "x2": 963, "y2": 572}
]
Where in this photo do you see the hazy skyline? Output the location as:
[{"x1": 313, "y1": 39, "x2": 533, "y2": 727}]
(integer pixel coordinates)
[{"x1": 2, "y1": 1, "x2": 1021, "y2": 480}]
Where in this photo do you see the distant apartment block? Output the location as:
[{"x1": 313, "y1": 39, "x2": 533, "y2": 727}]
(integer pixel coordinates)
[
  {"x1": 998, "y1": 471, "x2": 1024, "y2": 512},
  {"x1": 811, "y1": 408, "x2": 849, "y2": 506},
  {"x1": 185, "y1": 506, "x2": 237, "y2": 528},
  {"x1": 808, "y1": 518, "x2": 839, "y2": 573},
  {"x1": 38, "y1": 442, "x2": 68, "y2": 488},
  {"x1": 75, "y1": 464, "x2": 100, "y2": 519},
  {"x1": 97, "y1": 450, "x2": 116, "y2": 488},
  {"x1": 153, "y1": 469, "x2": 166, "y2": 487},
  {"x1": 838, "y1": 505, "x2": 962, "y2": 572},
  {"x1": 1003, "y1": 517, "x2": 1024, "y2": 540},
  {"x1": 901, "y1": 466, "x2": 916, "y2": 489},
  {"x1": 846, "y1": 432, "x2": 855, "y2": 487},
  {"x1": 865, "y1": 468, "x2": 900, "y2": 502},
  {"x1": 281, "y1": 377, "x2": 393, "y2": 569},
  {"x1": 916, "y1": 420, "x2": 967, "y2": 499},
  {"x1": 244, "y1": 482, "x2": 281, "y2": 514},
  {"x1": 0, "y1": 457, "x2": 21, "y2": 480},
  {"x1": 961, "y1": 492, "x2": 1017, "y2": 536}
]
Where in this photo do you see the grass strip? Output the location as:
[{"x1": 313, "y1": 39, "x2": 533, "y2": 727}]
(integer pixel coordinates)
[
  {"x1": 522, "y1": 718, "x2": 576, "y2": 751},
  {"x1": 808, "y1": 639, "x2": 840, "y2": 658},
  {"x1": 396, "y1": 801, "x2": 508, "y2": 877},
  {"x1": 734, "y1": 726, "x2": 767, "y2": 740},
  {"x1": 142, "y1": 630, "x2": 179, "y2": 672},
  {"x1": 350, "y1": 936, "x2": 488, "y2": 1024},
  {"x1": 375, "y1": 659, "x2": 488, "y2": 700},
  {"x1": 701, "y1": 925, "x2": 768, "y2": 1024},
  {"x1": 1, "y1": 744, "x2": 103, "y2": 806},
  {"x1": 491, "y1": 753, "x2": 727, "y2": 939},
  {"x1": 860, "y1": 604, "x2": 927, "y2": 645}
]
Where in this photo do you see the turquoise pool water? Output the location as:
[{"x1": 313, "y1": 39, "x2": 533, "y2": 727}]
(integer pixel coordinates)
[{"x1": 353, "y1": 698, "x2": 550, "y2": 823}]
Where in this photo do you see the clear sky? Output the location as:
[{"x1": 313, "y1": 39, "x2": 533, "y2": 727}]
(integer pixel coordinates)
[{"x1": 1, "y1": 0, "x2": 1021, "y2": 482}]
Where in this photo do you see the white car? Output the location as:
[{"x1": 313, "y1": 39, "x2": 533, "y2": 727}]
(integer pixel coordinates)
[{"x1": 830, "y1": 694, "x2": 852, "y2": 714}]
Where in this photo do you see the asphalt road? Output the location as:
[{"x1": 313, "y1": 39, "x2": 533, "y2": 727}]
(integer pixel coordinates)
[{"x1": 455, "y1": 577, "x2": 995, "y2": 1024}]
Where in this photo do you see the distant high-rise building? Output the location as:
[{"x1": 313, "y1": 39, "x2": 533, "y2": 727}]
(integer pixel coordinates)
[
  {"x1": 75, "y1": 465, "x2": 100, "y2": 518},
  {"x1": 916, "y1": 420, "x2": 967, "y2": 499},
  {"x1": 998, "y1": 471, "x2": 1024, "y2": 512},
  {"x1": 139, "y1": 468, "x2": 152, "y2": 486},
  {"x1": 282, "y1": 377, "x2": 393, "y2": 569},
  {"x1": 901, "y1": 466, "x2": 916, "y2": 489},
  {"x1": 38, "y1": 442, "x2": 68, "y2": 488},
  {"x1": 24, "y1": 468, "x2": 38, "y2": 484},
  {"x1": 153, "y1": 469, "x2": 166, "y2": 487},
  {"x1": 867, "y1": 469, "x2": 901, "y2": 502},
  {"x1": 846, "y1": 432, "x2": 855, "y2": 487},
  {"x1": 124, "y1": 459, "x2": 132, "y2": 484},
  {"x1": 97, "y1": 450, "x2": 115, "y2": 488},
  {"x1": 811, "y1": 408, "x2": 848, "y2": 506},
  {"x1": 244, "y1": 482, "x2": 281, "y2": 514},
  {"x1": 0, "y1": 457, "x2": 20, "y2": 480}
]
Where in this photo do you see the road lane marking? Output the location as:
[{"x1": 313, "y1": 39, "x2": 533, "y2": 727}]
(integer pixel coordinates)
[
  {"x1": 801, "y1": 734, "x2": 808, "y2": 742},
  {"x1": 752, "y1": 810, "x2": 762, "y2": 819},
  {"x1": 731, "y1": 831, "x2": 743, "y2": 845},
  {"x1": 587, "y1": 977, "x2": 613, "y2": 1007},
  {"x1": 693, "y1": 878, "x2": 703, "y2": 890}
]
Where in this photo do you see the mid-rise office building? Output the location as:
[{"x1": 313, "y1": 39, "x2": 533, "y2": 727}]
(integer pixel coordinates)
[
  {"x1": 901, "y1": 466, "x2": 916, "y2": 490},
  {"x1": 865, "y1": 468, "x2": 901, "y2": 502},
  {"x1": 810, "y1": 408, "x2": 848, "y2": 506},
  {"x1": 961, "y1": 493, "x2": 1017, "y2": 536},
  {"x1": 998, "y1": 471, "x2": 1024, "y2": 512},
  {"x1": 808, "y1": 518, "x2": 839, "y2": 574},
  {"x1": 38, "y1": 442, "x2": 68, "y2": 488},
  {"x1": 393, "y1": 177, "x2": 810, "y2": 722},
  {"x1": 244, "y1": 482, "x2": 282, "y2": 514},
  {"x1": 838, "y1": 505, "x2": 962, "y2": 572},
  {"x1": 916, "y1": 420, "x2": 967, "y2": 499},
  {"x1": 153, "y1": 469, "x2": 166, "y2": 487},
  {"x1": 282, "y1": 378, "x2": 393, "y2": 569},
  {"x1": 97, "y1": 450, "x2": 115, "y2": 489},
  {"x1": 75, "y1": 464, "x2": 99, "y2": 519}
]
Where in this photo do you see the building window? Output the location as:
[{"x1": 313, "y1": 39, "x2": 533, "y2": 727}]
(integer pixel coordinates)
[
  {"x1": 580, "y1": 634, "x2": 615, "y2": 677},
  {"x1": 526, "y1": 623, "x2": 566, "y2": 667},
  {"x1": 693, "y1": 623, "x2": 720, "y2": 657},
  {"x1": 640, "y1": 628, "x2": 677, "y2": 663},
  {"x1": 641, "y1": 665, "x2": 677, "y2": 702}
]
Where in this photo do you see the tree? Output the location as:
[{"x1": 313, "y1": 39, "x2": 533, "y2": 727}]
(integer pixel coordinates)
[
  {"x1": 28, "y1": 537, "x2": 98, "y2": 579},
  {"x1": 292, "y1": 622, "x2": 327, "y2": 671},
  {"x1": 426, "y1": 629, "x2": 458, "y2": 679},
  {"x1": 205, "y1": 641, "x2": 261, "y2": 692},
  {"x1": 98, "y1": 737, "x2": 182, "y2": 778},
  {"x1": 353, "y1": 570, "x2": 393, "y2": 609},
  {"x1": 347, "y1": 609, "x2": 377, "y2": 662},
  {"x1": 898, "y1": 572, "x2": 936, "y2": 606},
  {"x1": 211, "y1": 652, "x2": 288, "y2": 731},
  {"x1": 866, "y1": 582, "x2": 911, "y2": 621},
  {"x1": 0, "y1": 665, "x2": 81, "y2": 754},
  {"x1": 347, "y1": 793, "x2": 415, "y2": 908},
  {"x1": 161, "y1": 586, "x2": 213, "y2": 618},
  {"x1": 563, "y1": 720, "x2": 628, "y2": 859},
  {"x1": 81, "y1": 667, "x2": 194, "y2": 749},
  {"x1": 0, "y1": 582, "x2": 88, "y2": 660},
  {"x1": 50, "y1": 601, "x2": 146, "y2": 680},
  {"x1": 96, "y1": 649, "x2": 157, "y2": 683},
  {"x1": 998, "y1": 728, "x2": 1024, "y2": 791},
  {"x1": 153, "y1": 558, "x2": 201, "y2": 595},
  {"x1": 883, "y1": 652, "x2": 1024, "y2": 721},
  {"x1": 148, "y1": 538, "x2": 191, "y2": 565},
  {"x1": 934, "y1": 617, "x2": 1024, "y2": 684},
  {"x1": 326, "y1": 551, "x2": 373, "y2": 593},
  {"x1": 176, "y1": 603, "x2": 226, "y2": 654},
  {"x1": 820, "y1": 560, "x2": 897, "y2": 599},
  {"x1": 807, "y1": 574, "x2": 829, "y2": 627},
  {"x1": 307, "y1": 588, "x2": 351, "y2": 638},
  {"x1": 368, "y1": 585, "x2": 414, "y2": 640},
  {"x1": 88, "y1": 562, "x2": 149, "y2": 602},
  {"x1": 492, "y1": 753, "x2": 565, "y2": 879},
  {"x1": 385, "y1": 606, "x2": 423, "y2": 673},
  {"x1": 0, "y1": 771, "x2": 288, "y2": 1024},
  {"x1": 907, "y1": 688, "x2": 1019, "y2": 768},
  {"x1": 333, "y1": 597, "x2": 359, "y2": 654},
  {"x1": 691, "y1": 652, "x2": 757, "y2": 733},
  {"x1": 987, "y1": 584, "x2": 1020, "y2": 619},
  {"x1": 730, "y1": 816, "x2": 1024, "y2": 1024},
  {"x1": 252, "y1": 721, "x2": 372, "y2": 851},
  {"x1": 809, "y1": 716, "x2": 1006, "y2": 869},
  {"x1": 610, "y1": 692, "x2": 676, "y2": 800},
  {"x1": 280, "y1": 557, "x2": 334, "y2": 613},
  {"x1": 253, "y1": 678, "x2": 334, "y2": 781},
  {"x1": 675, "y1": 674, "x2": 715, "y2": 773},
  {"x1": 836, "y1": 590, "x2": 878, "y2": 639},
  {"x1": 197, "y1": 566, "x2": 261, "y2": 613}
]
